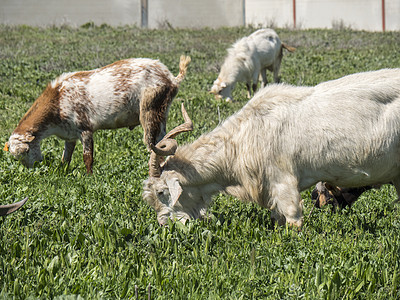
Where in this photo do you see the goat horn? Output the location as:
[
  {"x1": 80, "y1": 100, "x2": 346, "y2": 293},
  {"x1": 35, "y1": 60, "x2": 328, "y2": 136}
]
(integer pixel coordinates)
[
  {"x1": 148, "y1": 139, "x2": 178, "y2": 177},
  {"x1": 161, "y1": 103, "x2": 193, "y2": 140},
  {"x1": 150, "y1": 139, "x2": 178, "y2": 156},
  {"x1": 0, "y1": 197, "x2": 28, "y2": 216},
  {"x1": 149, "y1": 151, "x2": 162, "y2": 178},
  {"x1": 149, "y1": 103, "x2": 193, "y2": 177}
]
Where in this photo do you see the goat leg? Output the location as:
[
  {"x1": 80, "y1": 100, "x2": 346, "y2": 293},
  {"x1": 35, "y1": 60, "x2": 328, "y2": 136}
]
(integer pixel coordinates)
[
  {"x1": 246, "y1": 83, "x2": 252, "y2": 98},
  {"x1": 81, "y1": 131, "x2": 94, "y2": 174},
  {"x1": 260, "y1": 68, "x2": 268, "y2": 88},
  {"x1": 62, "y1": 141, "x2": 76, "y2": 164},
  {"x1": 252, "y1": 83, "x2": 258, "y2": 96}
]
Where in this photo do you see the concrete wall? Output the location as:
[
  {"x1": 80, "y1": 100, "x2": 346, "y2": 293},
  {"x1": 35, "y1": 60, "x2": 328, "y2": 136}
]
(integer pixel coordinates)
[
  {"x1": 0, "y1": 0, "x2": 399, "y2": 31},
  {"x1": 246, "y1": 0, "x2": 400, "y2": 31},
  {"x1": 296, "y1": 0, "x2": 382, "y2": 30},
  {"x1": 148, "y1": 0, "x2": 244, "y2": 28},
  {"x1": 246, "y1": 0, "x2": 294, "y2": 28},
  {"x1": 386, "y1": 0, "x2": 400, "y2": 30},
  {"x1": 0, "y1": 0, "x2": 244, "y2": 28},
  {"x1": 0, "y1": 0, "x2": 141, "y2": 27}
]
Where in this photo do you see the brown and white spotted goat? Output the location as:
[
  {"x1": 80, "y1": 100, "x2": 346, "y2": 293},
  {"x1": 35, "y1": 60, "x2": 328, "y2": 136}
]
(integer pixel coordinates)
[{"x1": 4, "y1": 55, "x2": 191, "y2": 173}]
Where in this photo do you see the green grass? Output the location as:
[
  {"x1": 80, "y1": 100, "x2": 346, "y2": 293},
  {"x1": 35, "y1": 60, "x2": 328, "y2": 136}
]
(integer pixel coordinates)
[{"x1": 0, "y1": 24, "x2": 400, "y2": 299}]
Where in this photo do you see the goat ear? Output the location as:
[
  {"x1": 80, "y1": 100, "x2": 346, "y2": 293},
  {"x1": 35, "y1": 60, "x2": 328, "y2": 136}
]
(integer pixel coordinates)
[
  {"x1": 25, "y1": 135, "x2": 35, "y2": 143},
  {"x1": 166, "y1": 177, "x2": 182, "y2": 206}
]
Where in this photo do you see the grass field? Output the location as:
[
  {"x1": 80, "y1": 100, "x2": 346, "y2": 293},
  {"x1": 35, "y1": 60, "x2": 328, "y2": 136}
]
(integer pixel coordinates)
[{"x1": 0, "y1": 24, "x2": 400, "y2": 299}]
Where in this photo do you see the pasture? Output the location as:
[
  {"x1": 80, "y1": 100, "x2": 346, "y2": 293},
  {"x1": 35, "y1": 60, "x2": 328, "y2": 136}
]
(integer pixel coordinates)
[{"x1": 0, "y1": 24, "x2": 399, "y2": 299}]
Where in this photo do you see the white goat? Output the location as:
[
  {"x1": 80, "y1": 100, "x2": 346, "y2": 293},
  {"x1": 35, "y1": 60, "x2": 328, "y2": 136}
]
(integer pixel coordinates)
[
  {"x1": 210, "y1": 28, "x2": 295, "y2": 102},
  {"x1": 4, "y1": 56, "x2": 191, "y2": 173},
  {"x1": 144, "y1": 69, "x2": 400, "y2": 227}
]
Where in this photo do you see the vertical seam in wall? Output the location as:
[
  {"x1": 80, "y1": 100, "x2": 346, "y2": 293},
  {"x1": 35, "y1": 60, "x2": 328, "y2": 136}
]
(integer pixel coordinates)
[
  {"x1": 293, "y1": 0, "x2": 297, "y2": 29},
  {"x1": 382, "y1": 0, "x2": 386, "y2": 31}
]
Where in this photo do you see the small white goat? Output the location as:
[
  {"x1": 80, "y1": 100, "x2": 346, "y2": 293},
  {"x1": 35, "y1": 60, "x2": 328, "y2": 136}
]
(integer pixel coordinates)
[
  {"x1": 210, "y1": 28, "x2": 295, "y2": 102},
  {"x1": 144, "y1": 69, "x2": 400, "y2": 227},
  {"x1": 4, "y1": 56, "x2": 191, "y2": 173}
]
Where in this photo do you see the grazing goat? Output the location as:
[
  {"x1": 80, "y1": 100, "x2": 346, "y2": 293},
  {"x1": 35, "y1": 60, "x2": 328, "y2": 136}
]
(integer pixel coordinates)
[
  {"x1": 311, "y1": 182, "x2": 387, "y2": 210},
  {"x1": 144, "y1": 69, "x2": 400, "y2": 227},
  {"x1": 4, "y1": 56, "x2": 191, "y2": 173},
  {"x1": 0, "y1": 197, "x2": 28, "y2": 216},
  {"x1": 311, "y1": 182, "x2": 376, "y2": 210},
  {"x1": 210, "y1": 28, "x2": 295, "y2": 102}
]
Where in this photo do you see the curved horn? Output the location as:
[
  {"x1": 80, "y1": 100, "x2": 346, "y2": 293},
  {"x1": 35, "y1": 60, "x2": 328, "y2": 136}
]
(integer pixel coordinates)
[
  {"x1": 150, "y1": 139, "x2": 178, "y2": 156},
  {"x1": 0, "y1": 197, "x2": 28, "y2": 216},
  {"x1": 148, "y1": 139, "x2": 178, "y2": 177},
  {"x1": 149, "y1": 103, "x2": 193, "y2": 177},
  {"x1": 161, "y1": 103, "x2": 193, "y2": 140},
  {"x1": 149, "y1": 151, "x2": 162, "y2": 178}
]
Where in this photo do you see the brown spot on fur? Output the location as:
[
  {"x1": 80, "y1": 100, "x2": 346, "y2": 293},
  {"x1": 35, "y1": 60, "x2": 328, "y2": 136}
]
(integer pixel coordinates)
[
  {"x1": 83, "y1": 152, "x2": 93, "y2": 174},
  {"x1": 101, "y1": 59, "x2": 130, "y2": 72},
  {"x1": 71, "y1": 71, "x2": 94, "y2": 82},
  {"x1": 58, "y1": 80, "x2": 94, "y2": 130},
  {"x1": 14, "y1": 83, "x2": 62, "y2": 137},
  {"x1": 81, "y1": 130, "x2": 93, "y2": 173},
  {"x1": 110, "y1": 61, "x2": 152, "y2": 104},
  {"x1": 153, "y1": 67, "x2": 173, "y2": 87},
  {"x1": 74, "y1": 101, "x2": 92, "y2": 130},
  {"x1": 76, "y1": 85, "x2": 94, "y2": 130},
  {"x1": 140, "y1": 83, "x2": 178, "y2": 146},
  {"x1": 113, "y1": 68, "x2": 139, "y2": 97}
]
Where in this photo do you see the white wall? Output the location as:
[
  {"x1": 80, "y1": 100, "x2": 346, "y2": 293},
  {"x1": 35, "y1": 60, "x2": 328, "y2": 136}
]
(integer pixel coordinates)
[
  {"x1": 297, "y1": 0, "x2": 382, "y2": 30},
  {"x1": 0, "y1": 0, "x2": 244, "y2": 28},
  {"x1": 0, "y1": 0, "x2": 399, "y2": 31},
  {"x1": 386, "y1": 0, "x2": 400, "y2": 30},
  {"x1": 0, "y1": 0, "x2": 141, "y2": 27},
  {"x1": 148, "y1": 0, "x2": 244, "y2": 28},
  {"x1": 246, "y1": 0, "x2": 294, "y2": 28},
  {"x1": 246, "y1": 0, "x2": 400, "y2": 31}
]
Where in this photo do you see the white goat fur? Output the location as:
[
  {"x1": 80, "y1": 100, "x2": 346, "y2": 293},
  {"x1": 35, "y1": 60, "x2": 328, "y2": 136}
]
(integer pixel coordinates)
[
  {"x1": 5, "y1": 56, "x2": 190, "y2": 173},
  {"x1": 210, "y1": 28, "x2": 295, "y2": 102},
  {"x1": 144, "y1": 68, "x2": 400, "y2": 226}
]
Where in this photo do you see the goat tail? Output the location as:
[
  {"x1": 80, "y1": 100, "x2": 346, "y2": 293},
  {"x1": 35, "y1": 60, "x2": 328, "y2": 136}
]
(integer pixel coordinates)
[
  {"x1": 175, "y1": 55, "x2": 191, "y2": 84},
  {"x1": 282, "y1": 43, "x2": 296, "y2": 53}
]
